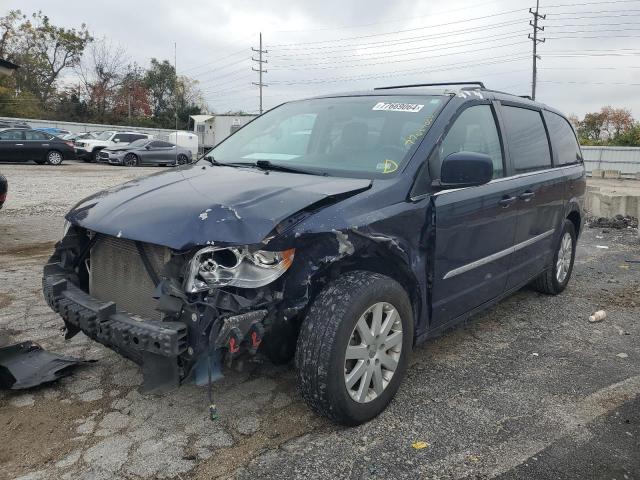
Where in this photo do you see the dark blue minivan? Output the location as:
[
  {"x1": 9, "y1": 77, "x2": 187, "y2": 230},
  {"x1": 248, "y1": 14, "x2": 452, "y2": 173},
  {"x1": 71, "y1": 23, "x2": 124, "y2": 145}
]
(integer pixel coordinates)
[{"x1": 43, "y1": 82, "x2": 585, "y2": 425}]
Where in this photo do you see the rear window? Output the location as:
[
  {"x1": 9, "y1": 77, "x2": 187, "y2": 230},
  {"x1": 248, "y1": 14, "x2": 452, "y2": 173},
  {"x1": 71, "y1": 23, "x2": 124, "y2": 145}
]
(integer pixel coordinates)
[
  {"x1": 544, "y1": 111, "x2": 582, "y2": 165},
  {"x1": 502, "y1": 106, "x2": 551, "y2": 173}
]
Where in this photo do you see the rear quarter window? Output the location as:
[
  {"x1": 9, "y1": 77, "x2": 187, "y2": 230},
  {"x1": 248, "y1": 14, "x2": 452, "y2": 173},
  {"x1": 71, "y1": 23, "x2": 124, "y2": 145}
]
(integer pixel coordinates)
[
  {"x1": 501, "y1": 106, "x2": 552, "y2": 174},
  {"x1": 544, "y1": 111, "x2": 583, "y2": 165}
]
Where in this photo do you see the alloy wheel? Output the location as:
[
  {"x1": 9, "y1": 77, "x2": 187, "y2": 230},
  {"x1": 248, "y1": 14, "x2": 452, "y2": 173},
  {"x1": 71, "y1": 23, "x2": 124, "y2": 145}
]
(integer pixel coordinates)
[
  {"x1": 556, "y1": 232, "x2": 573, "y2": 283},
  {"x1": 344, "y1": 302, "x2": 403, "y2": 403},
  {"x1": 47, "y1": 151, "x2": 63, "y2": 165},
  {"x1": 124, "y1": 153, "x2": 137, "y2": 167}
]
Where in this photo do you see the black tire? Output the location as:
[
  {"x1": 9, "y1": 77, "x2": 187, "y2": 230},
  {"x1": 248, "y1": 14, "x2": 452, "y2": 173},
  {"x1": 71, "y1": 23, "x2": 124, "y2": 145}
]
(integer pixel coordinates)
[
  {"x1": 177, "y1": 154, "x2": 188, "y2": 165},
  {"x1": 45, "y1": 150, "x2": 63, "y2": 165},
  {"x1": 34, "y1": 159, "x2": 46, "y2": 165},
  {"x1": 123, "y1": 153, "x2": 138, "y2": 167},
  {"x1": 295, "y1": 270, "x2": 413, "y2": 425},
  {"x1": 91, "y1": 149, "x2": 101, "y2": 163},
  {"x1": 531, "y1": 219, "x2": 577, "y2": 295}
]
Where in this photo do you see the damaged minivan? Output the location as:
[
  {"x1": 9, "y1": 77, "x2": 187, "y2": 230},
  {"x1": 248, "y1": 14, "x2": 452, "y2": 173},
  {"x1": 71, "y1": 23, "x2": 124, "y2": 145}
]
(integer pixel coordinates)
[{"x1": 43, "y1": 82, "x2": 585, "y2": 425}]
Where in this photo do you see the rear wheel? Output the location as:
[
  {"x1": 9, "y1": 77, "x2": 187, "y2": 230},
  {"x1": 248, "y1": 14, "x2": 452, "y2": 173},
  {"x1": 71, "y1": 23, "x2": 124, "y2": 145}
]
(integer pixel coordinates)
[
  {"x1": 177, "y1": 154, "x2": 188, "y2": 165},
  {"x1": 123, "y1": 153, "x2": 138, "y2": 167},
  {"x1": 295, "y1": 271, "x2": 413, "y2": 425},
  {"x1": 45, "y1": 150, "x2": 63, "y2": 165},
  {"x1": 91, "y1": 149, "x2": 101, "y2": 163},
  {"x1": 531, "y1": 219, "x2": 576, "y2": 294}
]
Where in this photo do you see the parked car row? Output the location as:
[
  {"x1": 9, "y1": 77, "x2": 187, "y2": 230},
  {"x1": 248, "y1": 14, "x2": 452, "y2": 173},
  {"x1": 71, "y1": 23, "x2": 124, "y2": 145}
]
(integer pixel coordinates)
[{"x1": 0, "y1": 126, "x2": 196, "y2": 167}]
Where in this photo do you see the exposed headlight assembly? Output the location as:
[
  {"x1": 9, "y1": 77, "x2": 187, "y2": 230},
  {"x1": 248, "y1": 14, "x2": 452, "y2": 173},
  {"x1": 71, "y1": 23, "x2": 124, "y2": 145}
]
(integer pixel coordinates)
[{"x1": 184, "y1": 246, "x2": 295, "y2": 292}]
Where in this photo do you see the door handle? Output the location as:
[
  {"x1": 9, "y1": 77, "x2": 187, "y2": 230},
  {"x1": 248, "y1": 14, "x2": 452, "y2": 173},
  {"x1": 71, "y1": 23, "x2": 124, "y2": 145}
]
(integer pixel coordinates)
[
  {"x1": 519, "y1": 190, "x2": 535, "y2": 201},
  {"x1": 499, "y1": 195, "x2": 517, "y2": 208}
]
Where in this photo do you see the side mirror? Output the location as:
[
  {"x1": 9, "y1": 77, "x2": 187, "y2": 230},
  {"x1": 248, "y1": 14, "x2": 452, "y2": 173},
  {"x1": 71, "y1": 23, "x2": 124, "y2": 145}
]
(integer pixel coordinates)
[
  {"x1": 144, "y1": 144, "x2": 151, "y2": 150},
  {"x1": 435, "y1": 151, "x2": 493, "y2": 189},
  {"x1": 113, "y1": 138, "x2": 120, "y2": 143}
]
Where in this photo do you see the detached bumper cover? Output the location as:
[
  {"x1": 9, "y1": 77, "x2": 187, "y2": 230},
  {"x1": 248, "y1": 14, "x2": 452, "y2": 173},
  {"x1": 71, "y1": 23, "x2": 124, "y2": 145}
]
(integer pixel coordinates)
[{"x1": 43, "y1": 263, "x2": 187, "y2": 391}]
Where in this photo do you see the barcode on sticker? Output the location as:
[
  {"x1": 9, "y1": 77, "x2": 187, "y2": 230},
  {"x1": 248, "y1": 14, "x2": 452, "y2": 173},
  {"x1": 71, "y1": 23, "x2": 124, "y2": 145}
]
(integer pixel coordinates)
[{"x1": 372, "y1": 102, "x2": 424, "y2": 112}]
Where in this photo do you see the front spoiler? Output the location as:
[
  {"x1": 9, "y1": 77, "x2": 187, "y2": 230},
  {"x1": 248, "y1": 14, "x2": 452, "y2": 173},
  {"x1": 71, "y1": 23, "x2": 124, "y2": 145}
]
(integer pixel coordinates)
[{"x1": 42, "y1": 262, "x2": 188, "y2": 392}]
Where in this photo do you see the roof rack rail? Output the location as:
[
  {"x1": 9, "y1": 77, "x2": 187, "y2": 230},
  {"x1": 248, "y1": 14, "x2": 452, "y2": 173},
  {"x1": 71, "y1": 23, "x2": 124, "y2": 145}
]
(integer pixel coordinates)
[{"x1": 374, "y1": 81, "x2": 486, "y2": 91}]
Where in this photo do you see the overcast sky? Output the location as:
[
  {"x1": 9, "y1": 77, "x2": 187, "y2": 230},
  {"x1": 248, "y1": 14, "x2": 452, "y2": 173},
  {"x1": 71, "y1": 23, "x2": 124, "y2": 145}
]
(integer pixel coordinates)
[{"x1": 6, "y1": 0, "x2": 640, "y2": 117}]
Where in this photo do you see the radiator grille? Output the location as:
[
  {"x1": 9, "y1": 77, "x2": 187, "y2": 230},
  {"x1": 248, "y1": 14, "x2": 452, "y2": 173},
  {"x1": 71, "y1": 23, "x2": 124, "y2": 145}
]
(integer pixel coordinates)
[{"x1": 89, "y1": 235, "x2": 170, "y2": 320}]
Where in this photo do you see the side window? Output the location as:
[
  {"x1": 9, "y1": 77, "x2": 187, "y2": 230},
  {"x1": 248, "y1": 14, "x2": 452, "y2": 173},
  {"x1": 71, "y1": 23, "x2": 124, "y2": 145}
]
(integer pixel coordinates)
[
  {"x1": 430, "y1": 104, "x2": 504, "y2": 179},
  {"x1": 25, "y1": 131, "x2": 49, "y2": 140},
  {"x1": 0, "y1": 130, "x2": 24, "y2": 140},
  {"x1": 113, "y1": 134, "x2": 132, "y2": 143},
  {"x1": 150, "y1": 141, "x2": 172, "y2": 148},
  {"x1": 502, "y1": 106, "x2": 551, "y2": 173},
  {"x1": 544, "y1": 111, "x2": 582, "y2": 165},
  {"x1": 129, "y1": 134, "x2": 146, "y2": 142}
]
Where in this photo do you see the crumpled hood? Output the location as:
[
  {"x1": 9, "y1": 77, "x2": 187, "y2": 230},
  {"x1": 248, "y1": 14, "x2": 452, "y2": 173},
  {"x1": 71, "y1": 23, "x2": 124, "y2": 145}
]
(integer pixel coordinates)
[{"x1": 67, "y1": 164, "x2": 371, "y2": 250}]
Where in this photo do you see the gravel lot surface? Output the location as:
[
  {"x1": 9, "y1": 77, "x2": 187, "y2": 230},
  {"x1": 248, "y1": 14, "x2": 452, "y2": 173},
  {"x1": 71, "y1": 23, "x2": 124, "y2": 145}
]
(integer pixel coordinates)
[{"x1": 0, "y1": 161, "x2": 638, "y2": 479}]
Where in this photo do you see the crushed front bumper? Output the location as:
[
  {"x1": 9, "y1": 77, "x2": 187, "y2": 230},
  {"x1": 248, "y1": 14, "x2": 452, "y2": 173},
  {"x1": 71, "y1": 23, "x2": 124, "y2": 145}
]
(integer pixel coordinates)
[{"x1": 43, "y1": 262, "x2": 188, "y2": 392}]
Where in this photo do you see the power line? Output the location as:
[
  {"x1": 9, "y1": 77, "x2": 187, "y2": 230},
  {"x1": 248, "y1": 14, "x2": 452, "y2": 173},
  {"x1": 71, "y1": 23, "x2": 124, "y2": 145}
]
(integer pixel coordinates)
[
  {"x1": 267, "y1": 8, "x2": 527, "y2": 47},
  {"x1": 271, "y1": 41, "x2": 531, "y2": 70},
  {"x1": 178, "y1": 46, "x2": 251, "y2": 74},
  {"x1": 269, "y1": 18, "x2": 529, "y2": 52}
]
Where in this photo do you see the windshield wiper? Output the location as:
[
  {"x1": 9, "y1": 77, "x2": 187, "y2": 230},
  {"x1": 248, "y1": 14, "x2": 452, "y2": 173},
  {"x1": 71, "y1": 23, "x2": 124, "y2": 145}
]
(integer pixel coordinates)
[{"x1": 253, "y1": 160, "x2": 317, "y2": 175}]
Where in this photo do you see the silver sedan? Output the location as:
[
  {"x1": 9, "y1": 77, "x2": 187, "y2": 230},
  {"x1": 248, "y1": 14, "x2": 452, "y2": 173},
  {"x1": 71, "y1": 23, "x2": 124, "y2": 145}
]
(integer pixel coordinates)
[{"x1": 98, "y1": 139, "x2": 193, "y2": 167}]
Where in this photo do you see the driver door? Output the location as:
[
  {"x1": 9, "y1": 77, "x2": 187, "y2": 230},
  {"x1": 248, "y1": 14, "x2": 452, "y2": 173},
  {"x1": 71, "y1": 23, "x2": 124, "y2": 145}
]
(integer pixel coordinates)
[{"x1": 429, "y1": 104, "x2": 520, "y2": 325}]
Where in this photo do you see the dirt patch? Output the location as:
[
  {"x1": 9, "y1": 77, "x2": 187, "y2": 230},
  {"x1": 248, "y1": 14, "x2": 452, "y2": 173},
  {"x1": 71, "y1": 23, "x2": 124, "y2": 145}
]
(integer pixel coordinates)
[
  {"x1": 0, "y1": 292, "x2": 15, "y2": 309},
  {"x1": 0, "y1": 396, "x2": 93, "y2": 479},
  {"x1": 195, "y1": 401, "x2": 330, "y2": 479},
  {"x1": 0, "y1": 241, "x2": 55, "y2": 259},
  {"x1": 578, "y1": 280, "x2": 640, "y2": 308}
]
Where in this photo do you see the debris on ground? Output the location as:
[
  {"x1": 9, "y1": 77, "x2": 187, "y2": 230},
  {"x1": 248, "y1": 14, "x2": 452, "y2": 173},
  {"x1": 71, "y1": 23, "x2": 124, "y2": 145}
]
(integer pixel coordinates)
[
  {"x1": 596, "y1": 245, "x2": 610, "y2": 249},
  {"x1": 589, "y1": 310, "x2": 607, "y2": 323},
  {"x1": 411, "y1": 441, "x2": 430, "y2": 449},
  {"x1": 588, "y1": 215, "x2": 639, "y2": 230},
  {"x1": 0, "y1": 341, "x2": 92, "y2": 390}
]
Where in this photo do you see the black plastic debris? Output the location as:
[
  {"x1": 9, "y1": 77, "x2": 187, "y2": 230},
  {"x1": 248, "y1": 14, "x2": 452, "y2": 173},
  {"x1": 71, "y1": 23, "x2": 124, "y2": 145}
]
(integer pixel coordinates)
[{"x1": 0, "y1": 341, "x2": 92, "y2": 390}]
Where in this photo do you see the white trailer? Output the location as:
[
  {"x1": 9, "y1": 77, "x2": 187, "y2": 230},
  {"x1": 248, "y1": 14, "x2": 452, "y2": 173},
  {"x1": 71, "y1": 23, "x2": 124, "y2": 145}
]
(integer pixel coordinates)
[{"x1": 190, "y1": 114, "x2": 257, "y2": 150}]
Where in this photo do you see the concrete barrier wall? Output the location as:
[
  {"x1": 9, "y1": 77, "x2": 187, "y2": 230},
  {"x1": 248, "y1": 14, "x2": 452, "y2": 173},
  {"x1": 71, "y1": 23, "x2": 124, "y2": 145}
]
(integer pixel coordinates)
[{"x1": 0, "y1": 115, "x2": 178, "y2": 136}]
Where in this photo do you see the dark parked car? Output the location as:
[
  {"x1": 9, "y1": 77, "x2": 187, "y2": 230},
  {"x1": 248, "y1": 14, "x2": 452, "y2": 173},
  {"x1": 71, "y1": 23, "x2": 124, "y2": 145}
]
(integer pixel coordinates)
[
  {"x1": 0, "y1": 128, "x2": 75, "y2": 165},
  {"x1": 97, "y1": 139, "x2": 193, "y2": 166},
  {"x1": 0, "y1": 174, "x2": 6, "y2": 209},
  {"x1": 0, "y1": 120, "x2": 30, "y2": 129},
  {"x1": 43, "y1": 82, "x2": 585, "y2": 425}
]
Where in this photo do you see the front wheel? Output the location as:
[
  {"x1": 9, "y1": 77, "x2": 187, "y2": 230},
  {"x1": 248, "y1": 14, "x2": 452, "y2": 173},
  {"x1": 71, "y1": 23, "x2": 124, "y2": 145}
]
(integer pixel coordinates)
[
  {"x1": 123, "y1": 153, "x2": 138, "y2": 167},
  {"x1": 45, "y1": 150, "x2": 63, "y2": 165},
  {"x1": 295, "y1": 271, "x2": 413, "y2": 425},
  {"x1": 531, "y1": 219, "x2": 577, "y2": 294}
]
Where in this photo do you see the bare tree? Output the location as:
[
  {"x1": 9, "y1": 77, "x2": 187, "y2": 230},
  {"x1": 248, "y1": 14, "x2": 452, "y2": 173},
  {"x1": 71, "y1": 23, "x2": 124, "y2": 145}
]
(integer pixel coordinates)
[{"x1": 76, "y1": 37, "x2": 128, "y2": 122}]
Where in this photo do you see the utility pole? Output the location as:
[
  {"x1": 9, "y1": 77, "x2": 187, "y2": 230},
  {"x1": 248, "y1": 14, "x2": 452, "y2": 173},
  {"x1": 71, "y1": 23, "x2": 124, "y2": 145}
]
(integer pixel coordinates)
[
  {"x1": 252, "y1": 32, "x2": 268, "y2": 114},
  {"x1": 529, "y1": 0, "x2": 546, "y2": 100}
]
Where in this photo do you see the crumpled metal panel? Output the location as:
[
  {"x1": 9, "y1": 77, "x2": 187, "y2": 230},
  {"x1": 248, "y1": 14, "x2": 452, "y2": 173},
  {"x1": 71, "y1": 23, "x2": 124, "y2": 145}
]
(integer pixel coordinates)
[{"x1": 0, "y1": 341, "x2": 91, "y2": 390}]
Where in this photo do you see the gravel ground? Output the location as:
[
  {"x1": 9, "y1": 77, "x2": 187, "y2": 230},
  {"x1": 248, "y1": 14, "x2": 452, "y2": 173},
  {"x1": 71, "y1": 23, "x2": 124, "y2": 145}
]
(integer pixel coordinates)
[{"x1": 0, "y1": 161, "x2": 638, "y2": 480}]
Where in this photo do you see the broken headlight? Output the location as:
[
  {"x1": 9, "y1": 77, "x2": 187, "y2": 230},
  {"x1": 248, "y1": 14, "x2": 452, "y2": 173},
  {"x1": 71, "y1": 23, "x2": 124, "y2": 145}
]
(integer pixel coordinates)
[{"x1": 184, "y1": 246, "x2": 295, "y2": 292}]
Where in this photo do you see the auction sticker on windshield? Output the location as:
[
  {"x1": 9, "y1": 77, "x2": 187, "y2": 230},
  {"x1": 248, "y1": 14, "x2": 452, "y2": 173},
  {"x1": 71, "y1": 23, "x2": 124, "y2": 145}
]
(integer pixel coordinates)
[{"x1": 372, "y1": 102, "x2": 424, "y2": 113}]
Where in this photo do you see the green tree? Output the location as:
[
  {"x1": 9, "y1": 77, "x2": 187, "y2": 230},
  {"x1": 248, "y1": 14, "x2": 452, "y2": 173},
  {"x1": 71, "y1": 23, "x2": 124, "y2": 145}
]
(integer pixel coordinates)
[{"x1": 0, "y1": 10, "x2": 92, "y2": 109}]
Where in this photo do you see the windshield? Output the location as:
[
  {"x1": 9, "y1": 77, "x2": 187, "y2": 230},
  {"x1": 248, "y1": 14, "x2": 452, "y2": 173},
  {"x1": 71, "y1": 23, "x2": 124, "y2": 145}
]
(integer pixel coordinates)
[
  {"x1": 96, "y1": 131, "x2": 115, "y2": 140},
  {"x1": 208, "y1": 95, "x2": 445, "y2": 178}
]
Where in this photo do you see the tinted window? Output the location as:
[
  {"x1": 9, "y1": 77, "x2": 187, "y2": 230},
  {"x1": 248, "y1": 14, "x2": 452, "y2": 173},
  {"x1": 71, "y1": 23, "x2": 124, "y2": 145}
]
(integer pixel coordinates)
[
  {"x1": 545, "y1": 112, "x2": 582, "y2": 165},
  {"x1": 150, "y1": 141, "x2": 173, "y2": 148},
  {"x1": 113, "y1": 134, "x2": 128, "y2": 142},
  {"x1": 0, "y1": 130, "x2": 24, "y2": 140},
  {"x1": 502, "y1": 106, "x2": 551, "y2": 173},
  {"x1": 129, "y1": 134, "x2": 147, "y2": 142},
  {"x1": 430, "y1": 104, "x2": 504, "y2": 179},
  {"x1": 25, "y1": 130, "x2": 50, "y2": 140}
]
